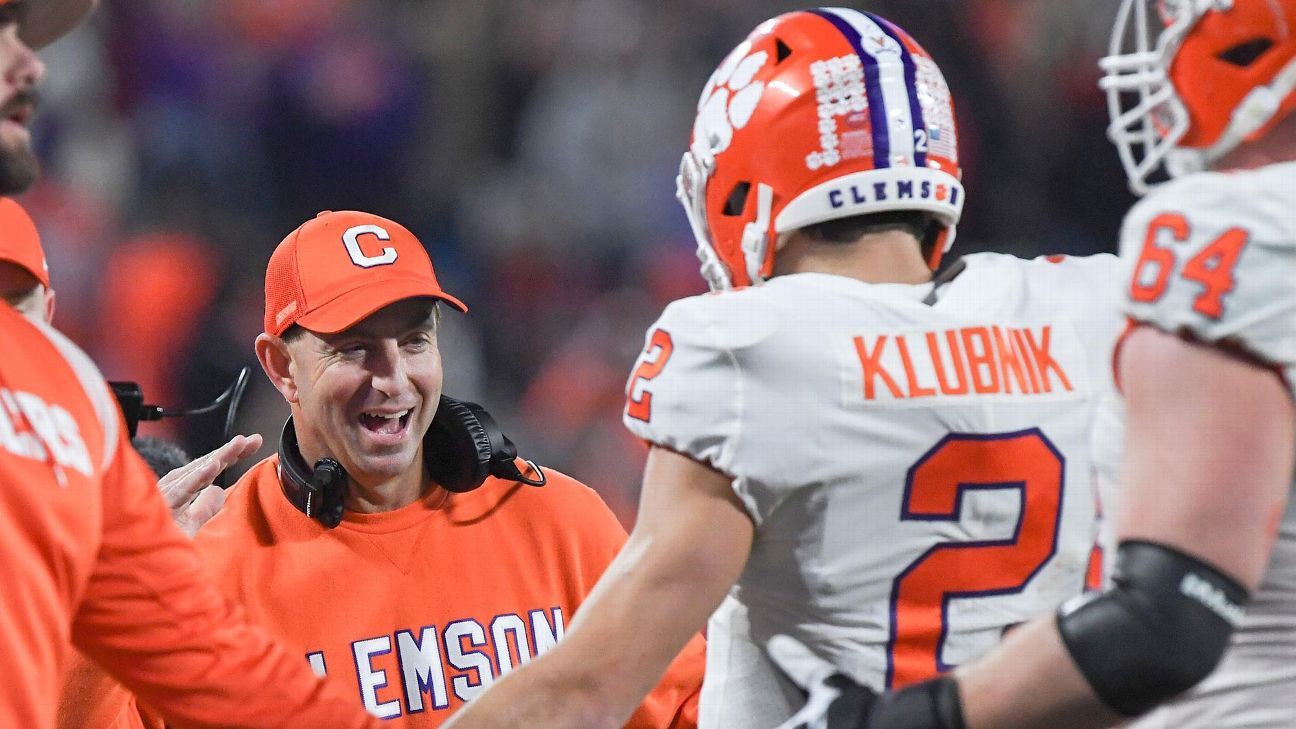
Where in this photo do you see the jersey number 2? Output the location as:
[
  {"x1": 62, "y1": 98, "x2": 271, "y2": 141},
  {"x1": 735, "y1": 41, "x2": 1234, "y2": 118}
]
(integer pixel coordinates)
[
  {"x1": 626, "y1": 329, "x2": 674, "y2": 422},
  {"x1": 887, "y1": 429, "x2": 1064, "y2": 688}
]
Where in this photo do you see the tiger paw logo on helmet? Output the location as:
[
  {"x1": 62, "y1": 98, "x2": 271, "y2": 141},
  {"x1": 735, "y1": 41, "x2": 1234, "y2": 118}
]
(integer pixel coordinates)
[{"x1": 692, "y1": 41, "x2": 769, "y2": 157}]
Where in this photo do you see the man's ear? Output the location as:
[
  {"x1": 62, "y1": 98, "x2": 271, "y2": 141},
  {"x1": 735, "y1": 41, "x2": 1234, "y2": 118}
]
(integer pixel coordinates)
[
  {"x1": 43, "y1": 288, "x2": 55, "y2": 325},
  {"x1": 255, "y1": 333, "x2": 298, "y2": 404}
]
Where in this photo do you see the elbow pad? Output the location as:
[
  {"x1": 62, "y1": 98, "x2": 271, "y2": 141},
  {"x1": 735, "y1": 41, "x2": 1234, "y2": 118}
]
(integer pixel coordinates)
[{"x1": 1056, "y1": 540, "x2": 1250, "y2": 716}]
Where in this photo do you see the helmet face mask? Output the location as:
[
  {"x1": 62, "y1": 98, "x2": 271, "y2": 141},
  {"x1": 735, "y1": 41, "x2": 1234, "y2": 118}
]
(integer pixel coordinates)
[
  {"x1": 677, "y1": 8, "x2": 965, "y2": 291},
  {"x1": 1100, "y1": 0, "x2": 1197, "y2": 194},
  {"x1": 1102, "y1": 0, "x2": 1296, "y2": 195},
  {"x1": 676, "y1": 143, "x2": 733, "y2": 291}
]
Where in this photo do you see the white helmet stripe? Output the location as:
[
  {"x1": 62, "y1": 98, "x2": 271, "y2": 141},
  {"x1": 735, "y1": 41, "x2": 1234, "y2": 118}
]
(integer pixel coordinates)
[
  {"x1": 811, "y1": 7, "x2": 920, "y2": 167},
  {"x1": 865, "y1": 10, "x2": 930, "y2": 169}
]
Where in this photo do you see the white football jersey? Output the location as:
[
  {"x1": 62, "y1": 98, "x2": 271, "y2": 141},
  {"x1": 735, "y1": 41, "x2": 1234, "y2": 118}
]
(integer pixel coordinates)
[
  {"x1": 623, "y1": 253, "x2": 1126, "y2": 727},
  {"x1": 1111, "y1": 163, "x2": 1296, "y2": 729}
]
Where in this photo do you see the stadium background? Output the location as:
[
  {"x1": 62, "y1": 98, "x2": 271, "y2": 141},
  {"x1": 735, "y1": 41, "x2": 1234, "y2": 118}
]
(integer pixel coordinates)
[{"x1": 20, "y1": 0, "x2": 1132, "y2": 525}]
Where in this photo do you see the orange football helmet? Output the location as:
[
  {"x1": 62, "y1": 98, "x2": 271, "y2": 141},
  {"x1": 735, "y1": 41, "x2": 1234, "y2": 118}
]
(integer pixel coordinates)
[
  {"x1": 1102, "y1": 0, "x2": 1296, "y2": 194},
  {"x1": 677, "y1": 8, "x2": 965, "y2": 290}
]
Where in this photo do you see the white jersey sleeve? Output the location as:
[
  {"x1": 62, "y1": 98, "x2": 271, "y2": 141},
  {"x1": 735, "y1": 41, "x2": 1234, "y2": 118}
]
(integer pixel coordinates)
[
  {"x1": 623, "y1": 290, "x2": 778, "y2": 524},
  {"x1": 1120, "y1": 164, "x2": 1296, "y2": 399}
]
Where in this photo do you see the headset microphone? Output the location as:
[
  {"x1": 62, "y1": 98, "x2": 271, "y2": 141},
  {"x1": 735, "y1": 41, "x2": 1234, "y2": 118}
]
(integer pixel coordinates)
[{"x1": 277, "y1": 395, "x2": 546, "y2": 528}]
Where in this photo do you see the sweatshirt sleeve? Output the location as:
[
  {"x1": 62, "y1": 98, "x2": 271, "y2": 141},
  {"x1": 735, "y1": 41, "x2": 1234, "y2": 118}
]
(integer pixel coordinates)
[
  {"x1": 625, "y1": 632, "x2": 706, "y2": 729},
  {"x1": 56, "y1": 650, "x2": 149, "y2": 729},
  {"x1": 68, "y1": 426, "x2": 381, "y2": 729}
]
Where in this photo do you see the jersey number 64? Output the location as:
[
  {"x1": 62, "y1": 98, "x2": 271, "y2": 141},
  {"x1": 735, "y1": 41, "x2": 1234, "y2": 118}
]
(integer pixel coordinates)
[{"x1": 1129, "y1": 212, "x2": 1249, "y2": 320}]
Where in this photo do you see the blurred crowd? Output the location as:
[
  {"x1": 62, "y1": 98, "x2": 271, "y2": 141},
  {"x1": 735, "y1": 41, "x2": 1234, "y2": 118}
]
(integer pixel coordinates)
[{"x1": 22, "y1": 0, "x2": 1133, "y2": 524}]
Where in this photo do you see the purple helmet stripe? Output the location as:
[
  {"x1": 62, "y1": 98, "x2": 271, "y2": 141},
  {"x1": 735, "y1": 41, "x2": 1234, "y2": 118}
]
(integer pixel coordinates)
[
  {"x1": 864, "y1": 12, "x2": 928, "y2": 168},
  {"x1": 808, "y1": 8, "x2": 892, "y2": 169}
]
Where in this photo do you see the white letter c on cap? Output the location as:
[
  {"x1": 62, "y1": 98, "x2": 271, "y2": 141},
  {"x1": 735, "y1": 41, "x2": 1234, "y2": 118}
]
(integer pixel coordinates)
[{"x1": 343, "y1": 224, "x2": 398, "y2": 268}]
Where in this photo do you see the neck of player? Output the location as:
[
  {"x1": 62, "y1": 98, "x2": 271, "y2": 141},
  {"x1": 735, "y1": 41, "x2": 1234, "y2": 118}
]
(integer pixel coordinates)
[
  {"x1": 773, "y1": 228, "x2": 933, "y2": 285},
  {"x1": 1216, "y1": 113, "x2": 1296, "y2": 172}
]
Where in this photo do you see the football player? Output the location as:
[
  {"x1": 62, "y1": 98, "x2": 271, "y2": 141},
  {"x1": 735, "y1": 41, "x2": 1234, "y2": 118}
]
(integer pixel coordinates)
[
  {"x1": 767, "y1": 2, "x2": 1296, "y2": 728},
  {"x1": 442, "y1": 8, "x2": 1125, "y2": 728}
]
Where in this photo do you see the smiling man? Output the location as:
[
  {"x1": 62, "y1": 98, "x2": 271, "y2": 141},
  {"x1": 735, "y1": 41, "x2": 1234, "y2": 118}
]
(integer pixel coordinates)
[
  {"x1": 85, "y1": 209, "x2": 705, "y2": 729},
  {"x1": 256, "y1": 211, "x2": 466, "y2": 519},
  {"x1": 271, "y1": 296, "x2": 445, "y2": 513}
]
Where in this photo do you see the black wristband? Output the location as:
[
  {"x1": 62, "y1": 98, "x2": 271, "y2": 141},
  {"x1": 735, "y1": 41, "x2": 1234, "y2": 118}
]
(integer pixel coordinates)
[{"x1": 868, "y1": 675, "x2": 967, "y2": 729}]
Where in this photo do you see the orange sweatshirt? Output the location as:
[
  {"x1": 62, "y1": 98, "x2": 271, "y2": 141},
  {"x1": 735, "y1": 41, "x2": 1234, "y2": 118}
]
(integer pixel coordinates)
[
  {"x1": 182, "y1": 454, "x2": 704, "y2": 727},
  {"x1": 62, "y1": 451, "x2": 704, "y2": 728},
  {"x1": 0, "y1": 305, "x2": 379, "y2": 729}
]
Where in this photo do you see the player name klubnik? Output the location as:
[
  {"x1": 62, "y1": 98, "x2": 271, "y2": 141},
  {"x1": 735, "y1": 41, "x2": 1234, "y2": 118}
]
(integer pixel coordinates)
[{"x1": 852, "y1": 324, "x2": 1082, "y2": 403}]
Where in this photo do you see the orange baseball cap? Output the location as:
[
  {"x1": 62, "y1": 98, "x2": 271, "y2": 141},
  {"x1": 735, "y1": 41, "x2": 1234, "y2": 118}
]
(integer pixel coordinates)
[
  {"x1": 0, "y1": 197, "x2": 49, "y2": 287},
  {"x1": 264, "y1": 210, "x2": 467, "y2": 336}
]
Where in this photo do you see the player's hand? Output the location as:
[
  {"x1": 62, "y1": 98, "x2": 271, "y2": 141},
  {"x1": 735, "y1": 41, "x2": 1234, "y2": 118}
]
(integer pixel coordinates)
[
  {"x1": 158, "y1": 434, "x2": 262, "y2": 538},
  {"x1": 767, "y1": 635, "x2": 877, "y2": 729}
]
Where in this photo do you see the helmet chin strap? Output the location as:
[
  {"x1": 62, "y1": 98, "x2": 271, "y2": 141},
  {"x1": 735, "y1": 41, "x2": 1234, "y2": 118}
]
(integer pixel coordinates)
[
  {"x1": 740, "y1": 183, "x2": 774, "y2": 285},
  {"x1": 1170, "y1": 53, "x2": 1296, "y2": 175}
]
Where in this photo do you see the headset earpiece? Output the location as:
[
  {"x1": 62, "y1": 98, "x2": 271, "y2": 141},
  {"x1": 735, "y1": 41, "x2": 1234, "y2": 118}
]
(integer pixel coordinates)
[
  {"x1": 425, "y1": 395, "x2": 546, "y2": 492},
  {"x1": 425, "y1": 397, "x2": 493, "y2": 492}
]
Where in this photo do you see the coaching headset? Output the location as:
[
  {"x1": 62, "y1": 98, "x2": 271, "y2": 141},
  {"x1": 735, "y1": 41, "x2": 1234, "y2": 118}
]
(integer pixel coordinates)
[{"x1": 278, "y1": 395, "x2": 546, "y2": 528}]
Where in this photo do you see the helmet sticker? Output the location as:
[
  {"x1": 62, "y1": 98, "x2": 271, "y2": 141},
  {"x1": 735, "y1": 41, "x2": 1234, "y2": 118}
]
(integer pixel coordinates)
[
  {"x1": 915, "y1": 56, "x2": 957, "y2": 162},
  {"x1": 807, "y1": 55, "x2": 868, "y2": 170}
]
